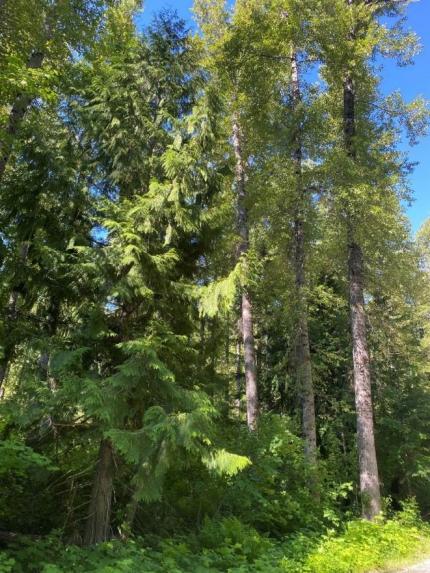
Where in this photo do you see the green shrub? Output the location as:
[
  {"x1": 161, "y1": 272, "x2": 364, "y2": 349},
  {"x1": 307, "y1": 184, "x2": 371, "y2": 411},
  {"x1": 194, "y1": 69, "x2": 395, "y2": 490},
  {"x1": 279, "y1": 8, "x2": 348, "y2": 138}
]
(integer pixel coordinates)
[
  {"x1": 0, "y1": 553, "x2": 15, "y2": 573},
  {"x1": 305, "y1": 503, "x2": 430, "y2": 573},
  {"x1": 3, "y1": 505, "x2": 430, "y2": 573}
]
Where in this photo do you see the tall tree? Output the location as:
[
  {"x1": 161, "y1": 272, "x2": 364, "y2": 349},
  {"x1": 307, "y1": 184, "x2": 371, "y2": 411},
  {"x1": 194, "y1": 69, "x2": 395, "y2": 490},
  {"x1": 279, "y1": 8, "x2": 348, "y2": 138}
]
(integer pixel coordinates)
[
  {"x1": 232, "y1": 112, "x2": 259, "y2": 430},
  {"x1": 343, "y1": 43, "x2": 382, "y2": 520},
  {"x1": 313, "y1": 0, "x2": 427, "y2": 518},
  {"x1": 290, "y1": 51, "x2": 318, "y2": 467},
  {"x1": 194, "y1": 0, "x2": 261, "y2": 430},
  {"x1": 77, "y1": 6, "x2": 249, "y2": 541}
]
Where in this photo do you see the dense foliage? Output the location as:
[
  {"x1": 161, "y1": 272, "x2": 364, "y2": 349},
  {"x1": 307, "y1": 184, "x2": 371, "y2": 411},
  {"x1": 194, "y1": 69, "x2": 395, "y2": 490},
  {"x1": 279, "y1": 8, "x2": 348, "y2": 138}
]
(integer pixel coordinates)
[{"x1": 0, "y1": 0, "x2": 429, "y2": 571}]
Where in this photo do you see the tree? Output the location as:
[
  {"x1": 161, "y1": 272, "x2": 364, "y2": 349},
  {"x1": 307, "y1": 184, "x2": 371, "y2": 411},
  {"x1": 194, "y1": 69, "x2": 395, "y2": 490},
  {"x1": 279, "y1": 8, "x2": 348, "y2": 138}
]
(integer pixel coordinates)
[
  {"x1": 195, "y1": 0, "x2": 267, "y2": 430},
  {"x1": 313, "y1": 0, "x2": 427, "y2": 519}
]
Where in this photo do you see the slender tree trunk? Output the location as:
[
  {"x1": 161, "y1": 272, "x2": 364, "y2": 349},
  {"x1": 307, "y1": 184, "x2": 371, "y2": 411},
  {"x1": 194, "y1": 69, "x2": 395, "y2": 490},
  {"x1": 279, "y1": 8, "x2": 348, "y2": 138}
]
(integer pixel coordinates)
[
  {"x1": 343, "y1": 52, "x2": 381, "y2": 518},
  {"x1": 235, "y1": 319, "x2": 242, "y2": 415},
  {"x1": 290, "y1": 52, "x2": 318, "y2": 466},
  {"x1": 0, "y1": 50, "x2": 44, "y2": 180},
  {"x1": 232, "y1": 112, "x2": 258, "y2": 431},
  {"x1": 84, "y1": 439, "x2": 115, "y2": 545}
]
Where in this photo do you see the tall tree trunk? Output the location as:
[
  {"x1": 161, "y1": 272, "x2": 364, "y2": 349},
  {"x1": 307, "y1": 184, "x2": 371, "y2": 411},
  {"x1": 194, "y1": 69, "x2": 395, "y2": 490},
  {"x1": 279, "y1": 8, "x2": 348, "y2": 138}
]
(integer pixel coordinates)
[
  {"x1": 348, "y1": 236, "x2": 381, "y2": 519},
  {"x1": 232, "y1": 112, "x2": 258, "y2": 431},
  {"x1": 0, "y1": 50, "x2": 44, "y2": 180},
  {"x1": 343, "y1": 50, "x2": 381, "y2": 517},
  {"x1": 84, "y1": 439, "x2": 115, "y2": 545},
  {"x1": 235, "y1": 318, "x2": 243, "y2": 416},
  {"x1": 290, "y1": 52, "x2": 318, "y2": 467}
]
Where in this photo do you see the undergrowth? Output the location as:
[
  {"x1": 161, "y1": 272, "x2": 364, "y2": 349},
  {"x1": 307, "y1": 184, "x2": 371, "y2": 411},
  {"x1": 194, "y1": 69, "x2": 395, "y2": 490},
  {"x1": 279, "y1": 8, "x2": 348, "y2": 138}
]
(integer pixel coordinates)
[{"x1": 1, "y1": 502, "x2": 429, "y2": 573}]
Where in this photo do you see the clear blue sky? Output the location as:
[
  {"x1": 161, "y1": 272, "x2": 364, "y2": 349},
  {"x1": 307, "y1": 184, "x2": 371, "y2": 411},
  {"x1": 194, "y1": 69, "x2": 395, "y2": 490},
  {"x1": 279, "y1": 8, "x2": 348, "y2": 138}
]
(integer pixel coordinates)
[{"x1": 138, "y1": 0, "x2": 430, "y2": 234}]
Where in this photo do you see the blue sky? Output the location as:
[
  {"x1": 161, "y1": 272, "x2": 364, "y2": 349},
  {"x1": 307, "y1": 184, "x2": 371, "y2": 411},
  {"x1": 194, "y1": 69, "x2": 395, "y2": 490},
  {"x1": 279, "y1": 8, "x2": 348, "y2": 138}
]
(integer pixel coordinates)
[{"x1": 138, "y1": 0, "x2": 429, "y2": 234}]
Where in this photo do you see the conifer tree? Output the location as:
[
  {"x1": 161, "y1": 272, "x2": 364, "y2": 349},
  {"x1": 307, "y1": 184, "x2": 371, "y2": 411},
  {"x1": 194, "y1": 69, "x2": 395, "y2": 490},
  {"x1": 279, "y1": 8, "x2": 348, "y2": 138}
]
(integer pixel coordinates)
[
  {"x1": 312, "y1": 0, "x2": 428, "y2": 518},
  {"x1": 73, "y1": 3, "x2": 249, "y2": 542}
]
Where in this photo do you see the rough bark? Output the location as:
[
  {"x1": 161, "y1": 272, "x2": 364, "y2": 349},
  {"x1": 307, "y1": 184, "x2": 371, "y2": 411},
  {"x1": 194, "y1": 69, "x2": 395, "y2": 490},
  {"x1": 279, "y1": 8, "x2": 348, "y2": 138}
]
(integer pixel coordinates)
[
  {"x1": 290, "y1": 52, "x2": 318, "y2": 467},
  {"x1": 343, "y1": 5, "x2": 381, "y2": 517},
  {"x1": 84, "y1": 439, "x2": 115, "y2": 545},
  {"x1": 0, "y1": 50, "x2": 44, "y2": 180},
  {"x1": 232, "y1": 112, "x2": 258, "y2": 431},
  {"x1": 348, "y1": 237, "x2": 381, "y2": 519}
]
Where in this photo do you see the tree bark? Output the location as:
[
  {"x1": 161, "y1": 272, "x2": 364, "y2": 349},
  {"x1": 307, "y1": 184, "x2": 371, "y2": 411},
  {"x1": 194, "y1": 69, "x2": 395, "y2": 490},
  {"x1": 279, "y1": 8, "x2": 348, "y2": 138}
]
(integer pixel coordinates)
[
  {"x1": 348, "y1": 236, "x2": 381, "y2": 519},
  {"x1": 343, "y1": 18, "x2": 381, "y2": 517},
  {"x1": 232, "y1": 112, "x2": 259, "y2": 431},
  {"x1": 84, "y1": 439, "x2": 115, "y2": 545},
  {"x1": 290, "y1": 52, "x2": 318, "y2": 467},
  {"x1": 241, "y1": 293, "x2": 258, "y2": 430},
  {"x1": 235, "y1": 319, "x2": 242, "y2": 416},
  {"x1": 0, "y1": 50, "x2": 44, "y2": 180}
]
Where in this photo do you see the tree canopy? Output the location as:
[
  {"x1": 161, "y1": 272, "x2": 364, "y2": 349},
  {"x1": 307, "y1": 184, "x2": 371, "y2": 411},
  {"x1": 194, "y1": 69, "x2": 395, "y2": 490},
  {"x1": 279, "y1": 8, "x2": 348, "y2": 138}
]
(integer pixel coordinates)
[{"x1": 0, "y1": 1, "x2": 429, "y2": 571}]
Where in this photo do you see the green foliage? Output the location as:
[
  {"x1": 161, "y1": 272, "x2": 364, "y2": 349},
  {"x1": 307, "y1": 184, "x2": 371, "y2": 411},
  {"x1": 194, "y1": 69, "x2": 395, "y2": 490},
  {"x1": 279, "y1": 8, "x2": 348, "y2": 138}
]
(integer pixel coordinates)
[
  {"x1": 198, "y1": 263, "x2": 244, "y2": 318},
  {"x1": 218, "y1": 416, "x2": 323, "y2": 534},
  {"x1": 0, "y1": 554, "x2": 15, "y2": 573},
  {"x1": 202, "y1": 449, "x2": 250, "y2": 477},
  {"x1": 305, "y1": 502, "x2": 430, "y2": 573},
  {"x1": 0, "y1": 440, "x2": 55, "y2": 476},
  {"x1": 3, "y1": 507, "x2": 430, "y2": 573},
  {"x1": 1, "y1": 0, "x2": 430, "y2": 570}
]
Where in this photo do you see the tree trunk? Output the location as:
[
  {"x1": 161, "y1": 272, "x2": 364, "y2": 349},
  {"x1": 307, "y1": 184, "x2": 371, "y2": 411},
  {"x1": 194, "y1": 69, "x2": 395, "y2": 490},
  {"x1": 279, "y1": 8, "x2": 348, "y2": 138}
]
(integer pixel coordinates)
[
  {"x1": 241, "y1": 293, "x2": 258, "y2": 430},
  {"x1": 232, "y1": 112, "x2": 259, "y2": 431},
  {"x1": 235, "y1": 320, "x2": 242, "y2": 416},
  {"x1": 348, "y1": 237, "x2": 381, "y2": 519},
  {"x1": 0, "y1": 50, "x2": 44, "y2": 180},
  {"x1": 343, "y1": 52, "x2": 381, "y2": 518},
  {"x1": 84, "y1": 439, "x2": 114, "y2": 545},
  {"x1": 290, "y1": 52, "x2": 318, "y2": 467}
]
